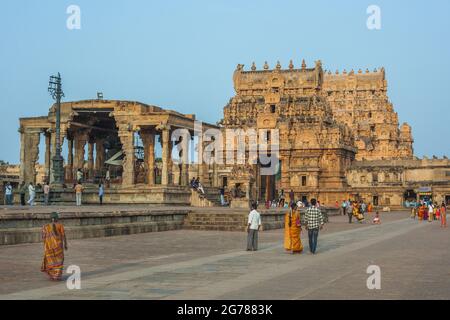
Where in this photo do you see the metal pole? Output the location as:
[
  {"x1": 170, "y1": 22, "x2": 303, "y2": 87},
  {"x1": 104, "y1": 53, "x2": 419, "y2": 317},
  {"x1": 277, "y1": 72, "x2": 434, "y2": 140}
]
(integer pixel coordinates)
[{"x1": 49, "y1": 73, "x2": 65, "y2": 186}]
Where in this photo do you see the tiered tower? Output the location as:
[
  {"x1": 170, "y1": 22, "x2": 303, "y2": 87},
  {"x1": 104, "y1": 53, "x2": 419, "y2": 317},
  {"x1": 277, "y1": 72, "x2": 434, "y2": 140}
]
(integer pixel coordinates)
[
  {"x1": 222, "y1": 60, "x2": 356, "y2": 203},
  {"x1": 323, "y1": 68, "x2": 414, "y2": 160}
]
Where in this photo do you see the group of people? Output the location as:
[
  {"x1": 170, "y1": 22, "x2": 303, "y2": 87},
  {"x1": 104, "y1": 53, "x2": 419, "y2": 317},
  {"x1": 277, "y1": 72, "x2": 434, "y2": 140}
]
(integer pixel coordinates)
[
  {"x1": 3, "y1": 179, "x2": 105, "y2": 207},
  {"x1": 189, "y1": 177, "x2": 205, "y2": 194},
  {"x1": 340, "y1": 199, "x2": 377, "y2": 224},
  {"x1": 246, "y1": 198, "x2": 325, "y2": 255},
  {"x1": 264, "y1": 190, "x2": 327, "y2": 210},
  {"x1": 411, "y1": 200, "x2": 447, "y2": 227}
]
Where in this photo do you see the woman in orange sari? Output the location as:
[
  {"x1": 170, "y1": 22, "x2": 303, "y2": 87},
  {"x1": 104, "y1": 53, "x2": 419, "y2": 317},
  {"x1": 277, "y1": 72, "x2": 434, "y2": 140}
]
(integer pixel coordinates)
[
  {"x1": 41, "y1": 212, "x2": 68, "y2": 281},
  {"x1": 418, "y1": 204, "x2": 424, "y2": 221},
  {"x1": 284, "y1": 202, "x2": 303, "y2": 254}
]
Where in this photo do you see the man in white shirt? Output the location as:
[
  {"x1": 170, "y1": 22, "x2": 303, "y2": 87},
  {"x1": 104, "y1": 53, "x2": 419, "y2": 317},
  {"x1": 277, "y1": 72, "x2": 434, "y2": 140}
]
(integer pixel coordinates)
[
  {"x1": 247, "y1": 202, "x2": 262, "y2": 251},
  {"x1": 428, "y1": 203, "x2": 434, "y2": 222},
  {"x1": 4, "y1": 182, "x2": 13, "y2": 205},
  {"x1": 43, "y1": 182, "x2": 50, "y2": 206},
  {"x1": 27, "y1": 182, "x2": 36, "y2": 206}
]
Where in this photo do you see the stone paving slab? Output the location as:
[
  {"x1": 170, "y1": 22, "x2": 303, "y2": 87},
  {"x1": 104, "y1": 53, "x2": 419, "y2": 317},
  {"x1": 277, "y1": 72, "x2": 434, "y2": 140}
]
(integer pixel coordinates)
[{"x1": 0, "y1": 211, "x2": 447, "y2": 299}]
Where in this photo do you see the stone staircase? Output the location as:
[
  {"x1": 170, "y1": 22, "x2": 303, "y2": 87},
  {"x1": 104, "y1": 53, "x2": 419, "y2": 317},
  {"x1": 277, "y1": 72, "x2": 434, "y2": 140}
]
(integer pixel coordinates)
[
  {"x1": 190, "y1": 187, "x2": 222, "y2": 207},
  {"x1": 183, "y1": 209, "x2": 285, "y2": 231}
]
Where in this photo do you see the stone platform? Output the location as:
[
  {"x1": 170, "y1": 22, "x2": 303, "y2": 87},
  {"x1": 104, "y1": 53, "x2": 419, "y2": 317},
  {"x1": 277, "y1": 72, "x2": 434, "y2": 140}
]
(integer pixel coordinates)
[
  {"x1": 0, "y1": 205, "x2": 339, "y2": 245},
  {"x1": 0, "y1": 206, "x2": 190, "y2": 245},
  {"x1": 31, "y1": 185, "x2": 192, "y2": 205}
]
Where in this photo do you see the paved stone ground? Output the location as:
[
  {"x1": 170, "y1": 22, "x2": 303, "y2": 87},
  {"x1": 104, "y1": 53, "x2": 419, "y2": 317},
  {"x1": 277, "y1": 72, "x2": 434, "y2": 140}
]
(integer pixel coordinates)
[{"x1": 0, "y1": 210, "x2": 448, "y2": 299}]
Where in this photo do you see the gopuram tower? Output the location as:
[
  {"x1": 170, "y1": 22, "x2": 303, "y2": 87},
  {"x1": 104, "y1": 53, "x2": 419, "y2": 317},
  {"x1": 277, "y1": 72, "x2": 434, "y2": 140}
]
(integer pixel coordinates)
[{"x1": 221, "y1": 60, "x2": 356, "y2": 204}]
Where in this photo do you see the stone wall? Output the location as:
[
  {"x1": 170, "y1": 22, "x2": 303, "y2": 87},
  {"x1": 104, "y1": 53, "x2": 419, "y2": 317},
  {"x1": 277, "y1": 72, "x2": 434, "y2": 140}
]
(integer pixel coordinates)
[{"x1": 0, "y1": 208, "x2": 190, "y2": 245}]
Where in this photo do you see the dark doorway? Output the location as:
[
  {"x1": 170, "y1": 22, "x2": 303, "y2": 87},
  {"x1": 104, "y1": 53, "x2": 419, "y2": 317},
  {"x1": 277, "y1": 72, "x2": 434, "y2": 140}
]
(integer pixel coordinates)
[
  {"x1": 373, "y1": 196, "x2": 379, "y2": 206},
  {"x1": 404, "y1": 189, "x2": 417, "y2": 202}
]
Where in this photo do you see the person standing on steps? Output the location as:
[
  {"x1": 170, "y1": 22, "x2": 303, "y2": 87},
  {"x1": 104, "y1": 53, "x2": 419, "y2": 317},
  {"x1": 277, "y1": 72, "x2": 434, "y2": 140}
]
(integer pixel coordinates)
[
  {"x1": 219, "y1": 186, "x2": 225, "y2": 206},
  {"x1": 27, "y1": 182, "x2": 36, "y2": 206},
  {"x1": 4, "y1": 182, "x2": 13, "y2": 205},
  {"x1": 43, "y1": 182, "x2": 50, "y2": 206},
  {"x1": 74, "y1": 182, "x2": 84, "y2": 206},
  {"x1": 98, "y1": 183, "x2": 104, "y2": 205},
  {"x1": 19, "y1": 182, "x2": 26, "y2": 206},
  {"x1": 246, "y1": 201, "x2": 261, "y2": 251}
]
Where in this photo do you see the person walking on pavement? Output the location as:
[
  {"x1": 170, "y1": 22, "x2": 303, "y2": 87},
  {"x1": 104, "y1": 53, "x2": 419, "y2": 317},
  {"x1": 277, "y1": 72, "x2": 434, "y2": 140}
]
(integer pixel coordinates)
[
  {"x1": 346, "y1": 200, "x2": 354, "y2": 223},
  {"x1": 98, "y1": 183, "x2": 104, "y2": 205},
  {"x1": 246, "y1": 202, "x2": 262, "y2": 251},
  {"x1": 305, "y1": 198, "x2": 324, "y2": 254}
]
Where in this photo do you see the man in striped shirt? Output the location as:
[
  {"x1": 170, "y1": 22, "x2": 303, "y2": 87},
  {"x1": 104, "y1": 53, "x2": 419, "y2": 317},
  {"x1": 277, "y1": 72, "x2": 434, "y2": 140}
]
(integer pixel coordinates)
[{"x1": 305, "y1": 198, "x2": 324, "y2": 254}]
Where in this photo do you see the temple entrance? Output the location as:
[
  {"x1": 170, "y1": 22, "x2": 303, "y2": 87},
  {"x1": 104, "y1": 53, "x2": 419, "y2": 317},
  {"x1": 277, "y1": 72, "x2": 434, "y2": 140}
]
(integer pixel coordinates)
[
  {"x1": 404, "y1": 189, "x2": 417, "y2": 201},
  {"x1": 373, "y1": 195, "x2": 379, "y2": 206},
  {"x1": 260, "y1": 175, "x2": 276, "y2": 202},
  {"x1": 259, "y1": 158, "x2": 280, "y2": 202}
]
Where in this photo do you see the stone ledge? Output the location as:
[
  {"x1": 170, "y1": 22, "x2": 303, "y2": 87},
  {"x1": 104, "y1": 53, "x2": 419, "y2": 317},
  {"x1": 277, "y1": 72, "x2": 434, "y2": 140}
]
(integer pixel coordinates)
[{"x1": 0, "y1": 220, "x2": 184, "y2": 245}]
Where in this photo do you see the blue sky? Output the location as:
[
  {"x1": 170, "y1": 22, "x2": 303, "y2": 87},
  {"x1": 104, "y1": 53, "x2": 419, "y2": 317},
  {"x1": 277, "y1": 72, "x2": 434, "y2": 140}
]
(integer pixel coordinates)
[{"x1": 1, "y1": 0, "x2": 449, "y2": 163}]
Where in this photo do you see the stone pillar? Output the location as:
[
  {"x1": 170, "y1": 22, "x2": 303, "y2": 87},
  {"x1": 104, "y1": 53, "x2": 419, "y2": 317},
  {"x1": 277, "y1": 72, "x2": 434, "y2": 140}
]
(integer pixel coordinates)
[
  {"x1": 197, "y1": 137, "x2": 210, "y2": 186},
  {"x1": 21, "y1": 129, "x2": 40, "y2": 184},
  {"x1": 95, "y1": 138, "x2": 105, "y2": 174},
  {"x1": 159, "y1": 125, "x2": 171, "y2": 186},
  {"x1": 66, "y1": 138, "x2": 73, "y2": 181},
  {"x1": 73, "y1": 131, "x2": 88, "y2": 176},
  {"x1": 87, "y1": 139, "x2": 95, "y2": 180},
  {"x1": 169, "y1": 139, "x2": 174, "y2": 185},
  {"x1": 19, "y1": 128, "x2": 25, "y2": 182},
  {"x1": 280, "y1": 152, "x2": 290, "y2": 190},
  {"x1": 140, "y1": 130, "x2": 155, "y2": 185},
  {"x1": 118, "y1": 126, "x2": 135, "y2": 187},
  {"x1": 44, "y1": 132, "x2": 51, "y2": 182},
  {"x1": 180, "y1": 133, "x2": 190, "y2": 186}
]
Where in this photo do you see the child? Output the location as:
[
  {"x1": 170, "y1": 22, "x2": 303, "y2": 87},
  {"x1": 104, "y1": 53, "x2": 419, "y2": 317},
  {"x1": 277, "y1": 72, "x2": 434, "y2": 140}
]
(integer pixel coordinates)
[{"x1": 373, "y1": 211, "x2": 381, "y2": 224}]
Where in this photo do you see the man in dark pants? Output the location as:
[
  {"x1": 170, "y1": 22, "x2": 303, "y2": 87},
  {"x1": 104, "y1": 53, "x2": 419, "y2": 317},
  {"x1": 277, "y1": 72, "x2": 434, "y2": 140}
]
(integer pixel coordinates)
[
  {"x1": 19, "y1": 182, "x2": 26, "y2": 206},
  {"x1": 346, "y1": 201, "x2": 354, "y2": 223},
  {"x1": 305, "y1": 198, "x2": 324, "y2": 254},
  {"x1": 246, "y1": 202, "x2": 261, "y2": 251}
]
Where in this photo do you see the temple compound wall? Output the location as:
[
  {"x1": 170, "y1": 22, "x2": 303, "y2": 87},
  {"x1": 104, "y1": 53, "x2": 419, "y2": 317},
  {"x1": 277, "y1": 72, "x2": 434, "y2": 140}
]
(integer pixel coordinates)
[
  {"x1": 347, "y1": 157, "x2": 450, "y2": 207},
  {"x1": 19, "y1": 100, "x2": 217, "y2": 204}
]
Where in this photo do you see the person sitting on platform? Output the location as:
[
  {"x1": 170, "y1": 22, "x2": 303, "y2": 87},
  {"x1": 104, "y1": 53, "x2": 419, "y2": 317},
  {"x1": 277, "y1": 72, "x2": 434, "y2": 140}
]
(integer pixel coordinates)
[
  {"x1": 189, "y1": 177, "x2": 196, "y2": 189},
  {"x1": 373, "y1": 211, "x2": 381, "y2": 224},
  {"x1": 193, "y1": 177, "x2": 200, "y2": 189},
  {"x1": 197, "y1": 181, "x2": 205, "y2": 194}
]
